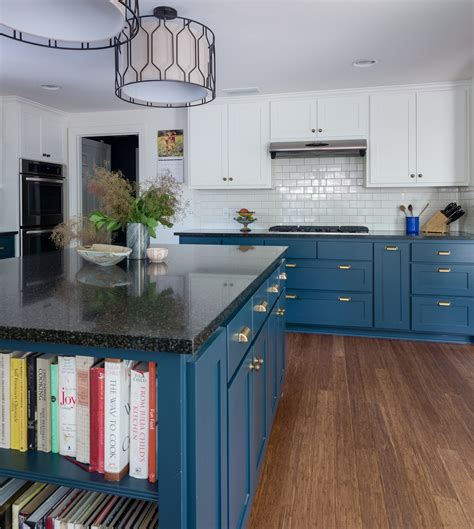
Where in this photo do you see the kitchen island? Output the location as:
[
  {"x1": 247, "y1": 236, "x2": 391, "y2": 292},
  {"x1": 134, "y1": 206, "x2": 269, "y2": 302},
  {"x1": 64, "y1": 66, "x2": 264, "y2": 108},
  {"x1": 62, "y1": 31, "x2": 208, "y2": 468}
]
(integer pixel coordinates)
[{"x1": 0, "y1": 244, "x2": 287, "y2": 529}]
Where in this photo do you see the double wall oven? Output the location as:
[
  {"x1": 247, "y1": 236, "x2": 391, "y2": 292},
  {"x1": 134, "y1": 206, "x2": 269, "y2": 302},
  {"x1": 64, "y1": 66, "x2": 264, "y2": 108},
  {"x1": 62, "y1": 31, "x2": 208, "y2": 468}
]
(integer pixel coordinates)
[{"x1": 20, "y1": 159, "x2": 65, "y2": 255}]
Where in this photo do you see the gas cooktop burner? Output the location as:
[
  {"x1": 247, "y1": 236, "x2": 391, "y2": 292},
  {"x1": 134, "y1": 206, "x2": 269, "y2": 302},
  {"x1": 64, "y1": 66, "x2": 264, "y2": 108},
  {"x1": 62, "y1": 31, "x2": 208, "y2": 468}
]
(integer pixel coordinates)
[{"x1": 268, "y1": 225, "x2": 369, "y2": 233}]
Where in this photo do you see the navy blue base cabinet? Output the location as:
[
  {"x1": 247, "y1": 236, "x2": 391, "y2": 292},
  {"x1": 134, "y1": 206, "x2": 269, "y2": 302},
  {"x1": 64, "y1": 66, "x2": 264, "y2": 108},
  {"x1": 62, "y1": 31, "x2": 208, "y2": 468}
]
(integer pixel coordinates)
[
  {"x1": 0, "y1": 234, "x2": 15, "y2": 259},
  {"x1": 179, "y1": 234, "x2": 474, "y2": 343}
]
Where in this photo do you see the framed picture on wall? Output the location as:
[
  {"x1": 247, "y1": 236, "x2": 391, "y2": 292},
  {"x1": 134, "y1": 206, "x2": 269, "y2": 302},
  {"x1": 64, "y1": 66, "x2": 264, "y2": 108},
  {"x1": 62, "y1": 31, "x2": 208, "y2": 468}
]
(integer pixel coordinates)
[{"x1": 157, "y1": 129, "x2": 184, "y2": 182}]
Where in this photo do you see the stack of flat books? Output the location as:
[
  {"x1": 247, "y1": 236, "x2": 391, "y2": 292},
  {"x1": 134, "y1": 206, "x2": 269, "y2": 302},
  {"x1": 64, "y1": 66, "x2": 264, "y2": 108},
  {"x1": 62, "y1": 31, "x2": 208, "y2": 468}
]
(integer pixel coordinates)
[
  {"x1": 0, "y1": 352, "x2": 157, "y2": 483},
  {"x1": 0, "y1": 477, "x2": 158, "y2": 528}
]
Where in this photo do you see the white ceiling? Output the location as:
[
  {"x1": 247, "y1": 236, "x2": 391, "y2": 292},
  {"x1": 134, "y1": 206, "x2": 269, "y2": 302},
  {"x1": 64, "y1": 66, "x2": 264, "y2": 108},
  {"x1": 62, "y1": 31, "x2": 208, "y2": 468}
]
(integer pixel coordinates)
[{"x1": 0, "y1": 0, "x2": 472, "y2": 112}]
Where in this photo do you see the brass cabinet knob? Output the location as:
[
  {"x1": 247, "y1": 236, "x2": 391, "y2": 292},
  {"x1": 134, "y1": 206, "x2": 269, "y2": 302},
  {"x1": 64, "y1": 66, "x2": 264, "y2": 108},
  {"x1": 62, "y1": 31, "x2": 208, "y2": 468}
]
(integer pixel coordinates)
[
  {"x1": 285, "y1": 263, "x2": 297, "y2": 268},
  {"x1": 410, "y1": 174, "x2": 416, "y2": 178},
  {"x1": 337, "y1": 264, "x2": 352, "y2": 270},
  {"x1": 385, "y1": 246, "x2": 399, "y2": 251},
  {"x1": 237, "y1": 326, "x2": 252, "y2": 343},
  {"x1": 268, "y1": 285, "x2": 279, "y2": 293},
  {"x1": 279, "y1": 272, "x2": 287, "y2": 280},
  {"x1": 338, "y1": 296, "x2": 352, "y2": 302},
  {"x1": 249, "y1": 362, "x2": 255, "y2": 371},
  {"x1": 437, "y1": 268, "x2": 451, "y2": 273},
  {"x1": 286, "y1": 294, "x2": 297, "y2": 300},
  {"x1": 276, "y1": 308, "x2": 286, "y2": 316},
  {"x1": 437, "y1": 301, "x2": 452, "y2": 307},
  {"x1": 253, "y1": 363, "x2": 261, "y2": 371},
  {"x1": 253, "y1": 357, "x2": 264, "y2": 366},
  {"x1": 437, "y1": 250, "x2": 451, "y2": 256},
  {"x1": 255, "y1": 300, "x2": 268, "y2": 313}
]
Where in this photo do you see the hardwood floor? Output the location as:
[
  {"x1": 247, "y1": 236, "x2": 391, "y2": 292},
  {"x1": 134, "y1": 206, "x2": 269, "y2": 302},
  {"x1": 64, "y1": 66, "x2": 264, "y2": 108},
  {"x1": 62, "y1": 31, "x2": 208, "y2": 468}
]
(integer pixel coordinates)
[{"x1": 249, "y1": 333, "x2": 474, "y2": 529}]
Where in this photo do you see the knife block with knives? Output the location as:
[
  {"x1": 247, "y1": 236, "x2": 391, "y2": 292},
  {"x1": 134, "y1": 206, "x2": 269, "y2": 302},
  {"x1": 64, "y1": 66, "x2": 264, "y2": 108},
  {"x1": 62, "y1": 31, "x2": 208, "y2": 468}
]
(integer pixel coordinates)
[{"x1": 421, "y1": 202, "x2": 465, "y2": 234}]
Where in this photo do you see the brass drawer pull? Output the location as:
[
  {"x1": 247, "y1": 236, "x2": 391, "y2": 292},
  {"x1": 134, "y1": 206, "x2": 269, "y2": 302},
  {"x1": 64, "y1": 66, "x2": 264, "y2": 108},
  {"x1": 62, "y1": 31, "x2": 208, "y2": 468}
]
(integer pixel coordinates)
[
  {"x1": 237, "y1": 326, "x2": 252, "y2": 343},
  {"x1": 268, "y1": 284, "x2": 279, "y2": 293},
  {"x1": 338, "y1": 296, "x2": 352, "y2": 302},
  {"x1": 437, "y1": 301, "x2": 452, "y2": 307},
  {"x1": 0, "y1": 247, "x2": 5, "y2": 251},
  {"x1": 276, "y1": 308, "x2": 286, "y2": 316},
  {"x1": 279, "y1": 272, "x2": 287, "y2": 280},
  {"x1": 285, "y1": 263, "x2": 297, "y2": 268},
  {"x1": 255, "y1": 300, "x2": 268, "y2": 313},
  {"x1": 286, "y1": 294, "x2": 297, "y2": 300},
  {"x1": 385, "y1": 246, "x2": 399, "y2": 251},
  {"x1": 438, "y1": 268, "x2": 451, "y2": 273},
  {"x1": 437, "y1": 250, "x2": 451, "y2": 256},
  {"x1": 338, "y1": 264, "x2": 352, "y2": 270}
]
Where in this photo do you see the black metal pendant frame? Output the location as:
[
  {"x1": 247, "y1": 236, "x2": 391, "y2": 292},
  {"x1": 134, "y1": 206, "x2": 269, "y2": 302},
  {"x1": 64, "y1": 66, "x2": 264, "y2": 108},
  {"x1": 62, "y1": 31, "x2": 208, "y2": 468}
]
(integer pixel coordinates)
[
  {"x1": 0, "y1": 0, "x2": 140, "y2": 50},
  {"x1": 114, "y1": 11, "x2": 216, "y2": 108}
]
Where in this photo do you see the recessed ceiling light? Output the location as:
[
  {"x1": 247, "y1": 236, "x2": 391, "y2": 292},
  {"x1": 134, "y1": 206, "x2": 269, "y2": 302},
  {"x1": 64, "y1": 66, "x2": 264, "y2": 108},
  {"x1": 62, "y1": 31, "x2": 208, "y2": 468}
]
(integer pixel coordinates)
[
  {"x1": 352, "y1": 59, "x2": 378, "y2": 68},
  {"x1": 40, "y1": 84, "x2": 61, "y2": 91},
  {"x1": 221, "y1": 87, "x2": 260, "y2": 96}
]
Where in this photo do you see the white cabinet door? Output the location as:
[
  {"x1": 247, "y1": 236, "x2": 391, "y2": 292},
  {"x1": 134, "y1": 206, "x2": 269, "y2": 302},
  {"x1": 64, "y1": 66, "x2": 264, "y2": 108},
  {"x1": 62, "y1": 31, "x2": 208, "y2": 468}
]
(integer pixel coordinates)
[
  {"x1": 270, "y1": 99, "x2": 317, "y2": 139},
  {"x1": 368, "y1": 93, "x2": 416, "y2": 186},
  {"x1": 228, "y1": 102, "x2": 270, "y2": 188},
  {"x1": 20, "y1": 106, "x2": 42, "y2": 161},
  {"x1": 188, "y1": 104, "x2": 228, "y2": 188},
  {"x1": 317, "y1": 95, "x2": 368, "y2": 137},
  {"x1": 416, "y1": 88, "x2": 469, "y2": 185},
  {"x1": 41, "y1": 112, "x2": 66, "y2": 164}
]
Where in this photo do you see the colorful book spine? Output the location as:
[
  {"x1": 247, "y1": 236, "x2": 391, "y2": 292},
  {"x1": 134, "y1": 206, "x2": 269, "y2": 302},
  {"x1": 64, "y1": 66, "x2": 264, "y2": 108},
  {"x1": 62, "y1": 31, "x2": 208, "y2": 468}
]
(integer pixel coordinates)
[
  {"x1": 75, "y1": 356, "x2": 95, "y2": 465},
  {"x1": 10, "y1": 354, "x2": 28, "y2": 452},
  {"x1": 0, "y1": 352, "x2": 11, "y2": 449},
  {"x1": 58, "y1": 356, "x2": 77, "y2": 457},
  {"x1": 27, "y1": 353, "x2": 38, "y2": 450},
  {"x1": 90, "y1": 361, "x2": 105, "y2": 474},
  {"x1": 148, "y1": 362, "x2": 157, "y2": 483},
  {"x1": 104, "y1": 359, "x2": 133, "y2": 481},
  {"x1": 129, "y1": 363, "x2": 149, "y2": 479},
  {"x1": 37, "y1": 355, "x2": 54, "y2": 453},
  {"x1": 50, "y1": 362, "x2": 59, "y2": 454}
]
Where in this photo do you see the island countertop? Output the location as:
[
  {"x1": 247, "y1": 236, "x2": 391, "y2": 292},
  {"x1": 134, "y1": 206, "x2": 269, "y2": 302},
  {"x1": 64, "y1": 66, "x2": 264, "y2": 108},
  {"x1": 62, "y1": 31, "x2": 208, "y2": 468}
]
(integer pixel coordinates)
[{"x1": 0, "y1": 245, "x2": 287, "y2": 354}]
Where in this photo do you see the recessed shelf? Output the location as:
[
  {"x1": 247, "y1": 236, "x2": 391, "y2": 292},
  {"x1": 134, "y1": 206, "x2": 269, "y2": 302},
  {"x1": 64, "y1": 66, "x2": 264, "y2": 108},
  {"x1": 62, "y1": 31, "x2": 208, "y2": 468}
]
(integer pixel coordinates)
[{"x1": 0, "y1": 448, "x2": 158, "y2": 502}]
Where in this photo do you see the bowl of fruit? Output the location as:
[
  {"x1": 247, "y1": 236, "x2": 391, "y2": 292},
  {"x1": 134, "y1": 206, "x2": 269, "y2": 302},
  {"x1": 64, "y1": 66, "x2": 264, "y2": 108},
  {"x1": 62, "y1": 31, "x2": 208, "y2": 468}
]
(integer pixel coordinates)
[{"x1": 234, "y1": 208, "x2": 257, "y2": 232}]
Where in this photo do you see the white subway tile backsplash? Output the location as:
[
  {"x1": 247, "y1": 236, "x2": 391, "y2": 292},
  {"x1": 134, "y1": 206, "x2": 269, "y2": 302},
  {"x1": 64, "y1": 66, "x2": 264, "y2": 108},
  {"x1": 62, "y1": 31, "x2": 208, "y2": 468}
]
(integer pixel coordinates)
[{"x1": 182, "y1": 156, "x2": 467, "y2": 232}]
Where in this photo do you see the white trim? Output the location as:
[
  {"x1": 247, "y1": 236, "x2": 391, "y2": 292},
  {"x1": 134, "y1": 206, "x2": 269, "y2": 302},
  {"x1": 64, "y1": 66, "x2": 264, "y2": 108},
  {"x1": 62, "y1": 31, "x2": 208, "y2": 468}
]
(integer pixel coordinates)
[
  {"x1": 0, "y1": 95, "x2": 67, "y2": 117},
  {"x1": 67, "y1": 123, "x2": 147, "y2": 219}
]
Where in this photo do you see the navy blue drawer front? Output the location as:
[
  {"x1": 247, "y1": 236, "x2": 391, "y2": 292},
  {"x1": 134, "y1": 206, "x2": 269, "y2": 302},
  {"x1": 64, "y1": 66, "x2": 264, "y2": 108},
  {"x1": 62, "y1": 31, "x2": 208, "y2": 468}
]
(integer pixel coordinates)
[
  {"x1": 0, "y1": 236, "x2": 15, "y2": 260},
  {"x1": 318, "y1": 241, "x2": 373, "y2": 261},
  {"x1": 412, "y1": 263, "x2": 474, "y2": 297},
  {"x1": 264, "y1": 238, "x2": 317, "y2": 259},
  {"x1": 412, "y1": 243, "x2": 474, "y2": 263},
  {"x1": 227, "y1": 298, "x2": 254, "y2": 381},
  {"x1": 412, "y1": 296, "x2": 474, "y2": 335},
  {"x1": 180, "y1": 236, "x2": 222, "y2": 245},
  {"x1": 223, "y1": 237, "x2": 265, "y2": 246},
  {"x1": 285, "y1": 290, "x2": 373, "y2": 328},
  {"x1": 286, "y1": 260, "x2": 373, "y2": 292}
]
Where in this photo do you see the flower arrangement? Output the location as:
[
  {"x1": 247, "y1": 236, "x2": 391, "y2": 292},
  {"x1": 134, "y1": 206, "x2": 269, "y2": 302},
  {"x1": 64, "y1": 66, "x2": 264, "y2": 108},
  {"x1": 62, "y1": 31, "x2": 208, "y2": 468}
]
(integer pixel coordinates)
[{"x1": 88, "y1": 167, "x2": 188, "y2": 238}]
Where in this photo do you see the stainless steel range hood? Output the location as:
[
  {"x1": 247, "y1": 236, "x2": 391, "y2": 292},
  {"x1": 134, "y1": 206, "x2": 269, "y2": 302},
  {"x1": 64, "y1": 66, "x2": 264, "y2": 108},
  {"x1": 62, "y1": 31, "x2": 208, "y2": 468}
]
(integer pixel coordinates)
[{"x1": 269, "y1": 139, "x2": 367, "y2": 159}]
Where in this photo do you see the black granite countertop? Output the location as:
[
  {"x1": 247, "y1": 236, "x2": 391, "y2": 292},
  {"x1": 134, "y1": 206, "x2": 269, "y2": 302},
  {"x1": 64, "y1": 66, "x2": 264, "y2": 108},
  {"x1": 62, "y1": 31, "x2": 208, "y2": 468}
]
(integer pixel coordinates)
[
  {"x1": 0, "y1": 245, "x2": 286, "y2": 354},
  {"x1": 175, "y1": 228, "x2": 474, "y2": 241}
]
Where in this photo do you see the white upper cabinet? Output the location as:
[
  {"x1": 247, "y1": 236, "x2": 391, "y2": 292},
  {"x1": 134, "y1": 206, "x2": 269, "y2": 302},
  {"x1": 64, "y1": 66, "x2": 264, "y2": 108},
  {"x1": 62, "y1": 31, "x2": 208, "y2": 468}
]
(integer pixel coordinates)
[
  {"x1": 20, "y1": 104, "x2": 66, "y2": 164},
  {"x1": 270, "y1": 95, "x2": 368, "y2": 139},
  {"x1": 188, "y1": 101, "x2": 271, "y2": 189},
  {"x1": 368, "y1": 92, "x2": 416, "y2": 186},
  {"x1": 270, "y1": 99, "x2": 316, "y2": 140},
  {"x1": 228, "y1": 102, "x2": 269, "y2": 188},
  {"x1": 188, "y1": 103, "x2": 228, "y2": 188},
  {"x1": 317, "y1": 96, "x2": 368, "y2": 137},
  {"x1": 416, "y1": 87, "x2": 469, "y2": 185},
  {"x1": 368, "y1": 86, "x2": 469, "y2": 187}
]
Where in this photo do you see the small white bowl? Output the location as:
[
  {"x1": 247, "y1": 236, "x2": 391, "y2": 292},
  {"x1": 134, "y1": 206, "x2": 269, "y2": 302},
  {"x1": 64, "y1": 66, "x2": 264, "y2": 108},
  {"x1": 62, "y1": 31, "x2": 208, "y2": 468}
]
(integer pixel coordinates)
[
  {"x1": 147, "y1": 247, "x2": 169, "y2": 263},
  {"x1": 76, "y1": 244, "x2": 132, "y2": 267}
]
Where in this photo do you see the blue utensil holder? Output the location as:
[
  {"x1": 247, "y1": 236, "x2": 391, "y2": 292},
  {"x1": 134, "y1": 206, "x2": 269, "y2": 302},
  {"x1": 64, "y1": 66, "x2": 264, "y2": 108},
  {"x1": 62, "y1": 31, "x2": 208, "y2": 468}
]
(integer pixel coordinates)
[{"x1": 406, "y1": 216, "x2": 420, "y2": 235}]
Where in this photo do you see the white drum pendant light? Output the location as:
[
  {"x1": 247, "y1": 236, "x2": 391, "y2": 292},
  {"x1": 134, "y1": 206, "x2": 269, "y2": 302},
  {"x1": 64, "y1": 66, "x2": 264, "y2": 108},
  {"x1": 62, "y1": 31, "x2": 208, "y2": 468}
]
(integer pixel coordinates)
[
  {"x1": 115, "y1": 6, "x2": 216, "y2": 108},
  {"x1": 0, "y1": 0, "x2": 139, "y2": 50}
]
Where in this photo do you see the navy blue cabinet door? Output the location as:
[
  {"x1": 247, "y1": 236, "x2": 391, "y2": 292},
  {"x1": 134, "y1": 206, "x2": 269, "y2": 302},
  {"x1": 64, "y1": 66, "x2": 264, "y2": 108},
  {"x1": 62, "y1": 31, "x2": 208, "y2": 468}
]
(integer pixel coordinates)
[
  {"x1": 374, "y1": 243, "x2": 410, "y2": 330},
  {"x1": 228, "y1": 349, "x2": 253, "y2": 529},
  {"x1": 187, "y1": 330, "x2": 228, "y2": 529},
  {"x1": 252, "y1": 327, "x2": 267, "y2": 482}
]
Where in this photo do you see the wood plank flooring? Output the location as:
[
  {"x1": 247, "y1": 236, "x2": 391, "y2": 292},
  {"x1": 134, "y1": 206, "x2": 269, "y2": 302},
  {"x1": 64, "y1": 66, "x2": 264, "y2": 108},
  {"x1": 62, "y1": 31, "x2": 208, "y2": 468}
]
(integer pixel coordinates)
[{"x1": 249, "y1": 334, "x2": 474, "y2": 529}]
